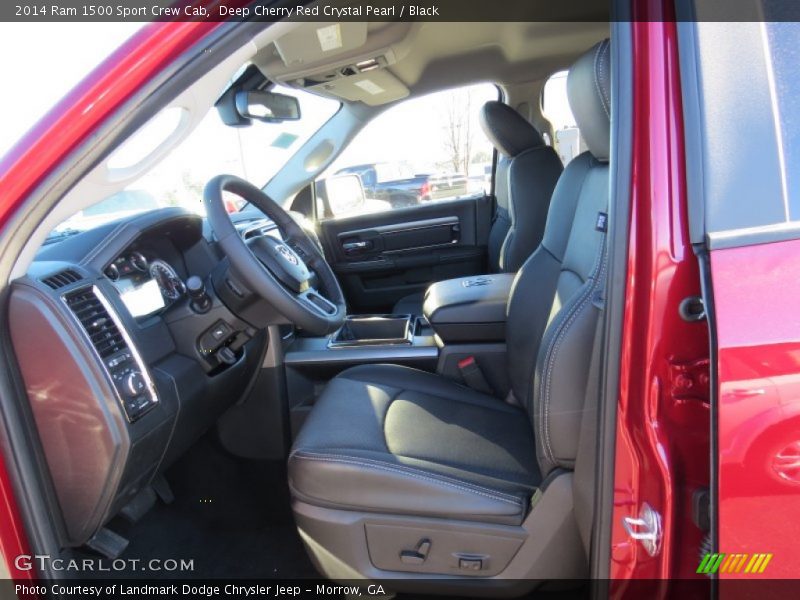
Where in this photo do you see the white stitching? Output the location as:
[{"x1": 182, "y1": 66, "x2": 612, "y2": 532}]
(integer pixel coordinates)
[
  {"x1": 293, "y1": 453, "x2": 523, "y2": 507},
  {"x1": 292, "y1": 451, "x2": 523, "y2": 507},
  {"x1": 600, "y1": 41, "x2": 611, "y2": 114},
  {"x1": 293, "y1": 450, "x2": 524, "y2": 502},
  {"x1": 539, "y1": 262, "x2": 598, "y2": 464},
  {"x1": 592, "y1": 41, "x2": 610, "y2": 120},
  {"x1": 538, "y1": 236, "x2": 606, "y2": 469},
  {"x1": 498, "y1": 161, "x2": 514, "y2": 270},
  {"x1": 542, "y1": 274, "x2": 599, "y2": 463}
]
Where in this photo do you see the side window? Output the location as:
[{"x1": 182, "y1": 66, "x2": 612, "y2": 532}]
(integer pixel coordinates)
[
  {"x1": 542, "y1": 71, "x2": 581, "y2": 165},
  {"x1": 317, "y1": 83, "x2": 498, "y2": 219}
]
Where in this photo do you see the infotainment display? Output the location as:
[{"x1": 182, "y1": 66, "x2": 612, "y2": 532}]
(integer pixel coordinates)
[{"x1": 117, "y1": 277, "x2": 165, "y2": 318}]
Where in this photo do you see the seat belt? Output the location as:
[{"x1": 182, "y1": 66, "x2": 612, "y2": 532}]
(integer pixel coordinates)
[{"x1": 457, "y1": 356, "x2": 494, "y2": 395}]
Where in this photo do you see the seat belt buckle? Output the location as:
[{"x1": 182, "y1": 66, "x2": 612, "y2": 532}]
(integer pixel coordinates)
[{"x1": 457, "y1": 356, "x2": 493, "y2": 395}]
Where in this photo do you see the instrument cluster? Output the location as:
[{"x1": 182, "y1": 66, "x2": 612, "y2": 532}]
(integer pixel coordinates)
[{"x1": 105, "y1": 251, "x2": 185, "y2": 317}]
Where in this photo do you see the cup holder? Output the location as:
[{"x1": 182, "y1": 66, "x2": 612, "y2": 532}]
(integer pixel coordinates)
[{"x1": 329, "y1": 314, "x2": 415, "y2": 348}]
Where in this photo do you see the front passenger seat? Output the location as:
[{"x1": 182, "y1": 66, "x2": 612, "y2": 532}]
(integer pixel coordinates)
[
  {"x1": 392, "y1": 102, "x2": 563, "y2": 315},
  {"x1": 289, "y1": 40, "x2": 611, "y2": 592}
]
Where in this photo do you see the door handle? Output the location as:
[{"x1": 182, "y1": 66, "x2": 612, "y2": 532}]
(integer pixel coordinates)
[{"x1": 342, "y1": 240, "x2": 371, "y2": 254}]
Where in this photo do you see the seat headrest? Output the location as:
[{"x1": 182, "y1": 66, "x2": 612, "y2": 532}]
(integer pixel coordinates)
[
  {"x1": 479, "y1": 101, "x2": 545, "y2": 157},
  {"x1": 567, "y1": 39, "x2": 611, "y2": 162}
]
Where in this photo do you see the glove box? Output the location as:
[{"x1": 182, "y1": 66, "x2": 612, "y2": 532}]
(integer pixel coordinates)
[{"x1": 423, "y1": 274, "x2": 514, "y2": 343}]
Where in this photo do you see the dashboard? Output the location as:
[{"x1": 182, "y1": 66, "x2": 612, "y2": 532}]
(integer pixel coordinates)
[{"x1": 11, "y1": 207, "x2": 272, "y2": 548}]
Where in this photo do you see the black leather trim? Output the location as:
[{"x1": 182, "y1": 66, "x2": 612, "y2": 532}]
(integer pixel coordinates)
[
  {"x1": 500, "y1": 145, "x2": 563, "y2": 272},
  {"x1": 392, "y1": 291, "x2": 424, "y2": 316},
  {"x1": 480, "y1": 101, "x2": 545, "y2": 158},
  {"x1": 568, "y1": 39, "x2": 611, "y2": 162}
]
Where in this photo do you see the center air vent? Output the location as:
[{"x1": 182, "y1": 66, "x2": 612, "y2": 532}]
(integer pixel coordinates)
[
  {"x1": 65, "y1": 288, "x2": 128, "y2": 359},
  {"x1": 41, "y1": 269, "x2": 83, "y2": 290}
]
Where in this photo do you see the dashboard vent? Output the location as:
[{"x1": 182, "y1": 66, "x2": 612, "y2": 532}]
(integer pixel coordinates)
[
  {"x1": 41, "y1": 269, "x2": 83, "y2": 290},
  {"x1": 65, "y1": 288, "x2": 127, "y2": 359}
]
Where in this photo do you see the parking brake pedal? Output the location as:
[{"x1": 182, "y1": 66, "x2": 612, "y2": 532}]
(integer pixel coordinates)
[
  {"x1": 400, "y1": 538, "x2": 431, "y2": 565},
  {"x1": 86, "y1": 527, "x2": 128, "y2": 560}
]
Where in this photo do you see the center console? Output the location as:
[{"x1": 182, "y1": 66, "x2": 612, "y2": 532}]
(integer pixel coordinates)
[
  {"x1": 283, "y1": 313, "x2": 437, "y2": 435},
  {"x1": 422, "y1": 274, "x2": 515, "y2": 343},
  {"x1": 284, "y1": 273, "x2": 517, "y2": 434},
  {"x1": 285, "y1": 314, "x2": 437, "y2": 373}
]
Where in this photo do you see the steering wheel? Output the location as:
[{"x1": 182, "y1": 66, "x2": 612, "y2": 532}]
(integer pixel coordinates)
[{"x1": 204, "y1": 174, "x2": 346, "y2": 335}]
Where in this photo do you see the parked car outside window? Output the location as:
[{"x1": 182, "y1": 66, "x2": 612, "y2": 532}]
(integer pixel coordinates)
[{"x1": 318, "y1": 83, "x2": 498, "y2": 219}]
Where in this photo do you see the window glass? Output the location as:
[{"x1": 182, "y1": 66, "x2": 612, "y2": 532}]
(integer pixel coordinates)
[
  {"x1": 48, "y1": 84, "x2": 338, "y2": 241},
  {"x1": 542, "y1": 71, "x2": 582, "y2": 165},
  {"x1": 317, "y1": 83, "x2": 498, "y2": 219},
  {"x1": 766, "y1": 22, "x2": 800, "y2": 221}
]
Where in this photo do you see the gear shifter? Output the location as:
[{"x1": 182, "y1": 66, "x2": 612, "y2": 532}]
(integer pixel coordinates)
[{"x1": 186, "y1": 275, "x2": 212, "y2": 313}]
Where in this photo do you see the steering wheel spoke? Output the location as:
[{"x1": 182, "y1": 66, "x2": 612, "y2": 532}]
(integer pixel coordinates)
[
  {"x1": 204, "y1": 174, "x2": 346, "y2": 335},
  {"x1": 297, "y1": 288, "x2": 339, "y2": 317}
]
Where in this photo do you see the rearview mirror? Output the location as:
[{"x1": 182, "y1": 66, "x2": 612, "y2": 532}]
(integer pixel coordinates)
[
  {"x1": 315, "y1": 174, "x2": 366, "y2": 218},
  {"x1": 234, "y1": 90, "x2": 301, "y2": 123}
]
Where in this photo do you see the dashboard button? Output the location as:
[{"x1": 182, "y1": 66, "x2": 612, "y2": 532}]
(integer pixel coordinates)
[
  {"x1": 211, "y1": 324, "x2": 230, "y2": 341},
  {"x1": 124, "y1": 371, "x2": 147, "y2": 397}
]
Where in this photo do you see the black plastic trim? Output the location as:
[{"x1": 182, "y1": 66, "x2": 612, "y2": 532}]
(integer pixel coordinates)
[
  {"x1": 591, "y1": 19, "x2": 633, "y2": 580},
  {"x1": 696, "y1": 245, "x2": 720, "y2": 578}
]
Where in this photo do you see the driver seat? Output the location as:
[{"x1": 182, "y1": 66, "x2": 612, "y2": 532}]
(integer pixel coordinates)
[{"x1": 289, "y1": 40, "x2": 611, "y2": 589}]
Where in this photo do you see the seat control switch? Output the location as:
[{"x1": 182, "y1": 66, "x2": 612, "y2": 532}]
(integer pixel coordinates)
[
  {"x1": 399, "y1": 538, "x2": 431, "y2": 565},
  {"x1": 458, "y1": 557, "x2": 483, "y2": 571}
]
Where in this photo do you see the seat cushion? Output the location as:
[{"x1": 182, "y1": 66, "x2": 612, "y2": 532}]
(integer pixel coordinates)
[
  {"x1": 392, "y1": 292, "x2": 424, "y2": 316},
  {"x1": 289, "y1": 364, "x2": 540, "y2": 525}
]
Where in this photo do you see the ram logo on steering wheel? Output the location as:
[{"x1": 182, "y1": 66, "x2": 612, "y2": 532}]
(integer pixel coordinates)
[{"x1": 276, "y1": 244, "x2": 299, "y2": 266}]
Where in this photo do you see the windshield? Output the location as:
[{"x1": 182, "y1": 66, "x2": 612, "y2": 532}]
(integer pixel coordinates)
[{"x1": 48, "y1": 84, "x2": 339, "y2": 241}]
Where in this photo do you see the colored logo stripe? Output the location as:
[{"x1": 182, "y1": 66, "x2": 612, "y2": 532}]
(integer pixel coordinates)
[{"x1": 698, "y1": 553, "x2": 773, "y2": 574}]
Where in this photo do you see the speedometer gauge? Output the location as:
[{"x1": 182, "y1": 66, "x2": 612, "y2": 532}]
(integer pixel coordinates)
[{"x1": 149, "y1": 260, "x2": 186, "y2": 301}]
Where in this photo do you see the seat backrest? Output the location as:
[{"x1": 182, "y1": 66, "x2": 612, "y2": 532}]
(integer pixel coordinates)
[
  {"x1": 505, "y1": 39, "x2": 611, "y2": 477},
  {"x1": 481, "y1": 102, "x2": 563, "y2": 273}
]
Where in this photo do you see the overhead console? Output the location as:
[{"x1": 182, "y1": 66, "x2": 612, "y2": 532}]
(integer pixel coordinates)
[{"x1": 255, "y1": 22, "x2": 416, "y2": 105}]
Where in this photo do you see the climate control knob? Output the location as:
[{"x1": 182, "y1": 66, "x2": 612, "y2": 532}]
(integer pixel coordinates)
[{"x1": 124, "y1": 371, "x2": 147, "y2": 397}]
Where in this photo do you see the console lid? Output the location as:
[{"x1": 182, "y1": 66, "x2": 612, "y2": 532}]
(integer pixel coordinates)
[{"x1": 423, "y1": 274, "x2": 514, "y2": 343}]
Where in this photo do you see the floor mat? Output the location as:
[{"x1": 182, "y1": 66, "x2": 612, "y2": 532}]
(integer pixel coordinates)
[{"x1": 105, "y1": 434, "x2": 318, "y2": 579}]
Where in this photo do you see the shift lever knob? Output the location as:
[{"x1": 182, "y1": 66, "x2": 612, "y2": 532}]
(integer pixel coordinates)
[{"x1": 186, "y1": 275, "x2": 211, "y2": 313}]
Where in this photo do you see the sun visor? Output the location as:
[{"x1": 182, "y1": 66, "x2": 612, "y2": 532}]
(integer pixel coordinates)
[{"x1": 275, "y1": 23, "x2": 368, "y2": 67}]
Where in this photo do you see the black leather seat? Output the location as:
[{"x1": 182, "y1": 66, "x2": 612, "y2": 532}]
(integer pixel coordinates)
[
  {"x1": 392, "y1": 102, "x2": 562, "y2": 315},
  {"x1": 290, "y1": 364, "x2": 539, "y2": 525},
  {"x1": 290, "y1": 40, "x2": 611, "y2": 586}
]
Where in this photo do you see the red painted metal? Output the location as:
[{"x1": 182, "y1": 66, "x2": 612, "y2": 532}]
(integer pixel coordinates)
[
  {"x1": 0, "y1": 451, "x2": 35, "y2": 582},
  {"x1": 609, "y1": 16, "x2": 710, "y2": 592},
  {"x1": 712, "y1": 239, "x2": 800, "y2": 579}
]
